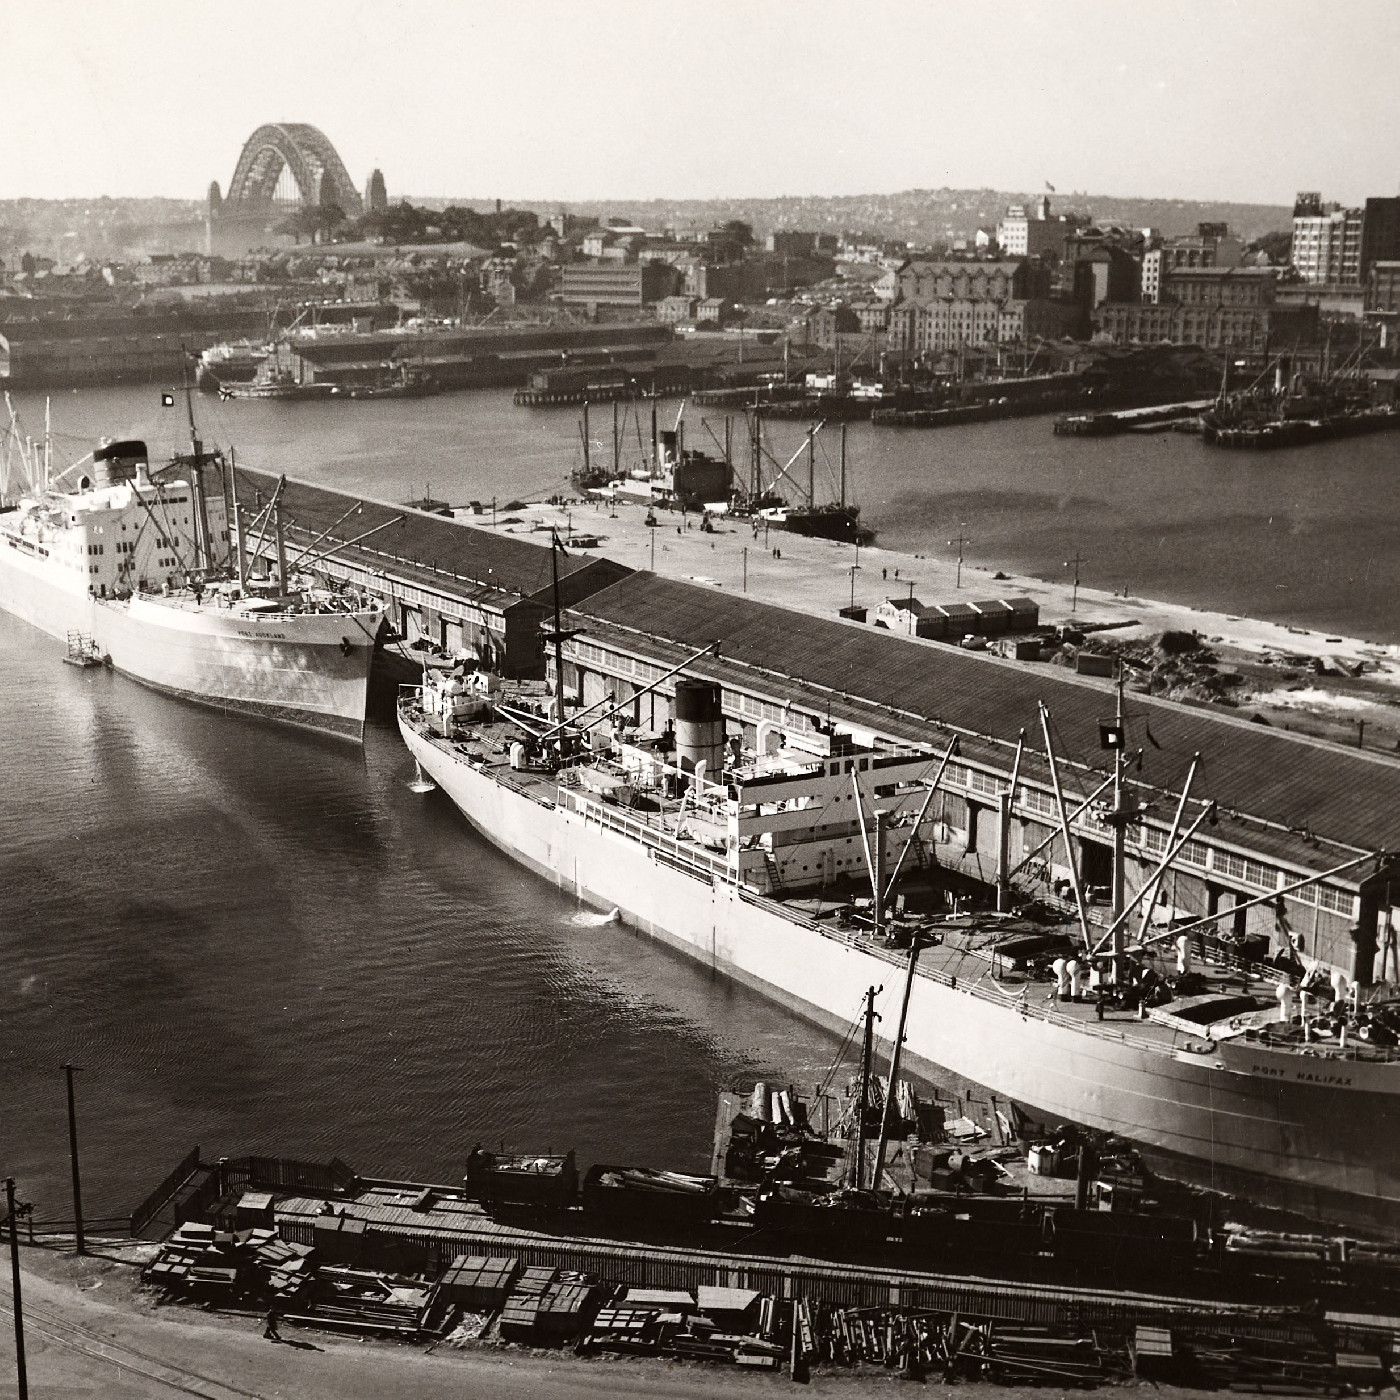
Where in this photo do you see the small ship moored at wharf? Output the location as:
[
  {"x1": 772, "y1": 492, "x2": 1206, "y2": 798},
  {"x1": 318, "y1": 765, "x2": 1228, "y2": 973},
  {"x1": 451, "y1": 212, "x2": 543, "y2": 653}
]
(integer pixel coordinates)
[
  {"x1": 1200, "y1": 351, "x2": 1400, "y2": 449},
  {"x1": 399, "y1": 565, "x2": 1400, "y2": 1235}
]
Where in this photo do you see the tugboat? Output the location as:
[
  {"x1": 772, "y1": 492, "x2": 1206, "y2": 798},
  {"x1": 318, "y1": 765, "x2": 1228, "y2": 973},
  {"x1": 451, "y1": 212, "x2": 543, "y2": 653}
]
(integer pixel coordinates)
[{"x1": 342, "y1": 364, "x2": 440, "y2": 400}]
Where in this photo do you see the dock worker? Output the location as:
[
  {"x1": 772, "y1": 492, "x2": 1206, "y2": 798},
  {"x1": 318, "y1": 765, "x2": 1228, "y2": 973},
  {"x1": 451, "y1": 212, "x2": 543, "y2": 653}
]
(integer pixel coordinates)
[{"x1": 263, "y1": 1306, "x2": 281, "y2": 1342}]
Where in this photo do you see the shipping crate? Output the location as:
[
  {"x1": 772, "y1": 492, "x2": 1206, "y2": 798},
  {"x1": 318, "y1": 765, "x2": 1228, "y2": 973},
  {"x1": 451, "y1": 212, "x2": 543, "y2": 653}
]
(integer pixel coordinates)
[
  {"x1": 1076, "y1": 652, "x2": 1115, "y2": 678},
  {"x1": 439, "y1": 1254, "x2": 519, "y2": 1310},
  {"x1": 235, "y1": 1191, "x2": 275, "y2": 1230},
  {"x1": 498, "y1": 1296, "x2": 542, "y2": 1341},
  {"x1": 514, "y1": 1266, "x2": 558, "y2": 1297}
]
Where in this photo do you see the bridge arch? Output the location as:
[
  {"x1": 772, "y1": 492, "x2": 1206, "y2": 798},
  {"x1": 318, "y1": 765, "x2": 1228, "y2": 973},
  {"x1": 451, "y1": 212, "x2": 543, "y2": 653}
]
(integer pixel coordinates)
[{"x1": 225, "y1": 124, "x2": 363, "y2": 216}]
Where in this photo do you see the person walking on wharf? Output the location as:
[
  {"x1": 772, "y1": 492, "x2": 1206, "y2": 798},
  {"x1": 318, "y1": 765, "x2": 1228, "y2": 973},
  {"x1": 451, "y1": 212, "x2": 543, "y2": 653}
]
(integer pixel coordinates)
[{"x1": 264, "y1": 1306, "x2": 282, "y2": 1342}]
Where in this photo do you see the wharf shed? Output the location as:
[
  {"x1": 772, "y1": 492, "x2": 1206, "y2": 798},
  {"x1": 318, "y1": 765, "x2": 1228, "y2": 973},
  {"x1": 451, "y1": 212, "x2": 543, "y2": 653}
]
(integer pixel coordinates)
[
  {"x1": 561, "y1": 573, "x2": 1400, "y2": 976},
  {"x1": 238, "y1": 470, "x2": 631, "y2": 678}
]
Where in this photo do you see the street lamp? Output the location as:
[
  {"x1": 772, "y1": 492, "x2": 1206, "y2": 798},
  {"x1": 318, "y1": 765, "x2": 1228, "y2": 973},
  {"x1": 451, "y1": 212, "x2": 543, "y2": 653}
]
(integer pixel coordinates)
[
  {"x1": 1064, "y1": 550, "x2": 1086, "y2": 613},
  {"x1": 947, "y1": 524, "x2": 970, "y2": 589}
]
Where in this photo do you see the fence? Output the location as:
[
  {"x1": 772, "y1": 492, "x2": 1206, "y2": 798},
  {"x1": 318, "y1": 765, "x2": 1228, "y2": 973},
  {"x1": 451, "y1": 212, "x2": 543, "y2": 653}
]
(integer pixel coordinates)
[
  {"x1": 130, "y1": 1146, "x2": 202, "y2": 1236},
  {"x1": 216, "y1": 1156, "x2": 359, "y2": 1198},
  {"x1": 269, "y1": 1212, "x2": 1224, "y2": 1328}
]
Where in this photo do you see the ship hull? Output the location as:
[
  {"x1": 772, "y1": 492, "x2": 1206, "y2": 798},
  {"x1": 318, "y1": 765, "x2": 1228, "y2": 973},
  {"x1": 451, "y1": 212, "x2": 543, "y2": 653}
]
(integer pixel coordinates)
[
  {"x1": 403, "y1": 717, "x2": 1400, "y2": 1236},
  {"x1": 1, "y1": 535, "x2": 378, "y2": 740}
]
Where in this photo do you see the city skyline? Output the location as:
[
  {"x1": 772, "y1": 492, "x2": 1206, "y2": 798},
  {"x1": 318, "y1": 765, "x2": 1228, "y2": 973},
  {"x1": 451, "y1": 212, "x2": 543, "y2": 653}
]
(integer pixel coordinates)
[{"x1": 6, "y1": 0, "x2": 1400, "y2": 209}]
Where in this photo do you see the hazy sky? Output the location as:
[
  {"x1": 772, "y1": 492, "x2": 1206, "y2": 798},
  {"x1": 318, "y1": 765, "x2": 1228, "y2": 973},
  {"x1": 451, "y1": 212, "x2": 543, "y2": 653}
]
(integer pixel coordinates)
[{"x1": 5, "y1": 0, "x2": 1398, "y2": 207}]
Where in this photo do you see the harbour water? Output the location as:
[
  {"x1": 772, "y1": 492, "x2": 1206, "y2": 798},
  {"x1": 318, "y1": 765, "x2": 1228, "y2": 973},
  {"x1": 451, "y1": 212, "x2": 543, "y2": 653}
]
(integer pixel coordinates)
[
  {"x1": 2, "y1": 383, "x2": 1397, "y2": 1223},
  {"x1": 14, "y1": 384, "x2": 1400, "y2": 642}
]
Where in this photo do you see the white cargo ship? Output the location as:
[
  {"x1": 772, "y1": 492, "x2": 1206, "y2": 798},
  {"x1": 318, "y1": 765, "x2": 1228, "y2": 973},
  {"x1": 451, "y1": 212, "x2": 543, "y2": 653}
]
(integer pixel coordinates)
[
  {"x1": 400, "y1": 644, "x2": 1400, "y2": 1236},
  {"x1": 0, "y1": 435, "x2": 382, "y2": 739}
]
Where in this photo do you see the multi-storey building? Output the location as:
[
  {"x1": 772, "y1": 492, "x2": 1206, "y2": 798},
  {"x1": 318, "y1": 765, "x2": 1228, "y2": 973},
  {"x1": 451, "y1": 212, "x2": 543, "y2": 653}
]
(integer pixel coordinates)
[
  {"x1": 1291, "y1": 192, "x2": 1365, "y2": 285},
  {"x1": 1095, "y1": 268, "x2": 1318, "y2": 349},
  {"x1": 1360, "y1": 198, "x2": 1400, "y2": 279},
  {"x1": 556, "y1": 262, "x2": 678, "y2": 308},
  {"x1": 888, "y1": 259, "x2": 1071, "y2": 352},
  {"x1": 995, "y1": 195, "x2": 1072, "y2": 258},
  {"x1": 1141, "y1": 223, "x2": 1244, "y2": 303},
  {"x1": 1365, "y1": 260, "x2": 1400, "y2": 347}
]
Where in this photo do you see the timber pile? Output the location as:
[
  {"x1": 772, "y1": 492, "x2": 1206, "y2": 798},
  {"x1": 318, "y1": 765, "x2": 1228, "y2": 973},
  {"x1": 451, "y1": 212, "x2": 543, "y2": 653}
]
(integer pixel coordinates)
[
  {"x1": 811, "y1": 1305, "x2": 1131, "y2": 1383},
  {"x1": 143, "y1": 1223, "x2": 316, "y2": 1305},
  {"x1": 580, "y1": 1286, "x2": 783, "y2": 1369},
  {"x1": 142, "y1": 1222, "x2": 439, "y2": 1337}
]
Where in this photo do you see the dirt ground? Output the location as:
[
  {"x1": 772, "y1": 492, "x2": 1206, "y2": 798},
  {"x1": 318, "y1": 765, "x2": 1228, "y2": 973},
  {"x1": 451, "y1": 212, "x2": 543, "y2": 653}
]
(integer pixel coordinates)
[{"x1": 0, "y1": 1239, "x2": 1256, "y2": 1400}]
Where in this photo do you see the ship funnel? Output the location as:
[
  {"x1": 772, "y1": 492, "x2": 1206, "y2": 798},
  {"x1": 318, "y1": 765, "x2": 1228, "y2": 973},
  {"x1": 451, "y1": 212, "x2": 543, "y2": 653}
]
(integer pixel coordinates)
[
  {"x1": 674, "y1": 678, "x2": 724, "y2": 775},
  {"x1": 93, "y1": 439, "x2": 148, "y2": 487},
  {"x1": 658, "y1": 429, "x2": 679, "y2": 470}
]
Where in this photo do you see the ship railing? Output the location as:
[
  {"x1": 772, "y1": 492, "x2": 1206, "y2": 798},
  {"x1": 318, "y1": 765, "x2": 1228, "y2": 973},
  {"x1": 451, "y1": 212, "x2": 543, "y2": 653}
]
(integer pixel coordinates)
[
  {"x1": 551, "y1": 785, "x2": 1400, "y2": 1064},
  {"x1": 733, "y1": 884, "x2": 1211, "y2": 1055},
  {"x1": 560, "y1": 787, "x2": 734, "y2": 884}
]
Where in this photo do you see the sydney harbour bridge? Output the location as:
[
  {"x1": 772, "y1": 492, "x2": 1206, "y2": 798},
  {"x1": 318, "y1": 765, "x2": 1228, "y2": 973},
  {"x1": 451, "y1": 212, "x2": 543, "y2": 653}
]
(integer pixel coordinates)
[{"x1": 207, "y1": 123, "x2": 385, "y2": 254}]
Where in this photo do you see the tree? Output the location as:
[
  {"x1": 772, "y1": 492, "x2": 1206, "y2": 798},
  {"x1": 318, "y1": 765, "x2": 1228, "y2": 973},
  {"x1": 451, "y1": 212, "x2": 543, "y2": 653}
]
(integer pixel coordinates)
[
  {"x1": 276, "y1": 203, "x2": 346, "y2": 246},
  {"x1": 1246, "y1": 230, "x2": 1292, "y2": 266}
]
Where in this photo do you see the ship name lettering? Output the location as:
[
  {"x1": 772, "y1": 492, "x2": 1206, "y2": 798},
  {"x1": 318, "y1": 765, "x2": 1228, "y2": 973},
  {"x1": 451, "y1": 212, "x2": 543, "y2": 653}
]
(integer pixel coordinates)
[
  {"x1": 1250, "y1": 1065, "x2": 1285, "y2": 1077},
  {"x1": 1295, "y1": 1070, "x2": 1352, "y2": 1086}
]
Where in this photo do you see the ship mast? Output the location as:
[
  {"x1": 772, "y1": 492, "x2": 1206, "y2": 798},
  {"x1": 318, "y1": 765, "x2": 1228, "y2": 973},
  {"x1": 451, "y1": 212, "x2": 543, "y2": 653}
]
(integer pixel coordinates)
[
  {"x1": 806, "y1": 424, "x2": 815, "y2": 508},
  {"x1": 542, "y1": 532, "x2": 583, "y2": 730},
  {"x1": 871, "y1": 937, "x2": 922, "y2": 1192},
  {"x1": 853, "y1": 984, "x2": 879, "y2": 1190},
  {"x1": 180, "y1": 355, "x2": 214, "y2": 576},
  {"x1": 839, "y1": 423, "x2": 847, "y2": 510},
  {"x1": 1106, "y1": 670, "x2": 1130, "y2": 982}
]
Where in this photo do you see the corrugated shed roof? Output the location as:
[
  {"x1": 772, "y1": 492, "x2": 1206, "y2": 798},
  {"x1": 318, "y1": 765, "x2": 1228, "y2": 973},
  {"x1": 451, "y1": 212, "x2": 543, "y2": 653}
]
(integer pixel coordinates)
[
  {"x1": 240, "y1": 470, "x2": 632, "y2": 604},
  {"x1": 571, "y1": 574, "x2": 1400, "y2": 859}
]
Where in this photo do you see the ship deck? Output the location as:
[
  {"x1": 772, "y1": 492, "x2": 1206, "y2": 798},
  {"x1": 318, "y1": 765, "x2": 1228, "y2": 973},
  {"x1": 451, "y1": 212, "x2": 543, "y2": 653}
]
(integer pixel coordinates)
[{"x1": 403, "y1": 704, "x2": 1400, "y2": 1077}]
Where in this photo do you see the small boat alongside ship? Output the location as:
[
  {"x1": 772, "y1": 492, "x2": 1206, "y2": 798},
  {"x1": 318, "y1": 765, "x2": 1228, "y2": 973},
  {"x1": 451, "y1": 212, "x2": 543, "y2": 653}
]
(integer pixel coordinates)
[{"x1": 0, "y1": 399, "x2": 384, "y2": 739}]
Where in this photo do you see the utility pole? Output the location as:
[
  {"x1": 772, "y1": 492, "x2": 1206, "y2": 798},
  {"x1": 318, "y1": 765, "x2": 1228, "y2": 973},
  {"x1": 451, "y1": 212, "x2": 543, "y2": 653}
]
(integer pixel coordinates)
[
  {"x1": 5, "y1": 1177, "x2": 28, "y2": 1400},
  {"x1": 742, "y1": 545, "x2": 747, "y2": 592},
  {"x1": 948, "y1": 525, "x2": 970, "y2": 589},
  {"x1": 63, "y1": 1063, "x2": 84, "y2": 1254},
  {"x1": 1064, "y1": 550, "x2": 1086, "y2": 613},
  {"x1": 848, "y1": 563, "x2": 860, "y2": 611}
]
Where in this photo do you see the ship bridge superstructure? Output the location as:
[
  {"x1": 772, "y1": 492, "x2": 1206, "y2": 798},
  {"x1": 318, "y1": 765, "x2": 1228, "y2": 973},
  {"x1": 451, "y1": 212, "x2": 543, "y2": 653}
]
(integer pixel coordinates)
[{"x1": 1, "y1": 444, "x2": 230, "y2": 600}]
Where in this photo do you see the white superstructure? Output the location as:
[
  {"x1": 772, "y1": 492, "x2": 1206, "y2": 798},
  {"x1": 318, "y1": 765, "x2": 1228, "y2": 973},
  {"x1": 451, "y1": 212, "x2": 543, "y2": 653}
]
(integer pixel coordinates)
[{"x1": 0, "y1": 437, "x2": 382, "y2": 739}]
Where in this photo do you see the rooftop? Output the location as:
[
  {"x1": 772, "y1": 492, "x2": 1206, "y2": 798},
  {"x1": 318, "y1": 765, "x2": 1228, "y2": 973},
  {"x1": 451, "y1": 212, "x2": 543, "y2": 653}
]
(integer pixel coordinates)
[{"x1": 569, "y1": 573, "x2": 1400, "y2": 864}]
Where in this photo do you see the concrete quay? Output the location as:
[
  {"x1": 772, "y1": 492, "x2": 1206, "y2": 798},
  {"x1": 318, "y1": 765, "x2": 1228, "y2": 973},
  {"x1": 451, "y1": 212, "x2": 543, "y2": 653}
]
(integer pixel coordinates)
[
  {"x1": 481, "y1": 491, "x2": 1400, "y2": 748},
  {"x1": 488, "y1": 491, "x2": 1396, "y2": 666}
]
